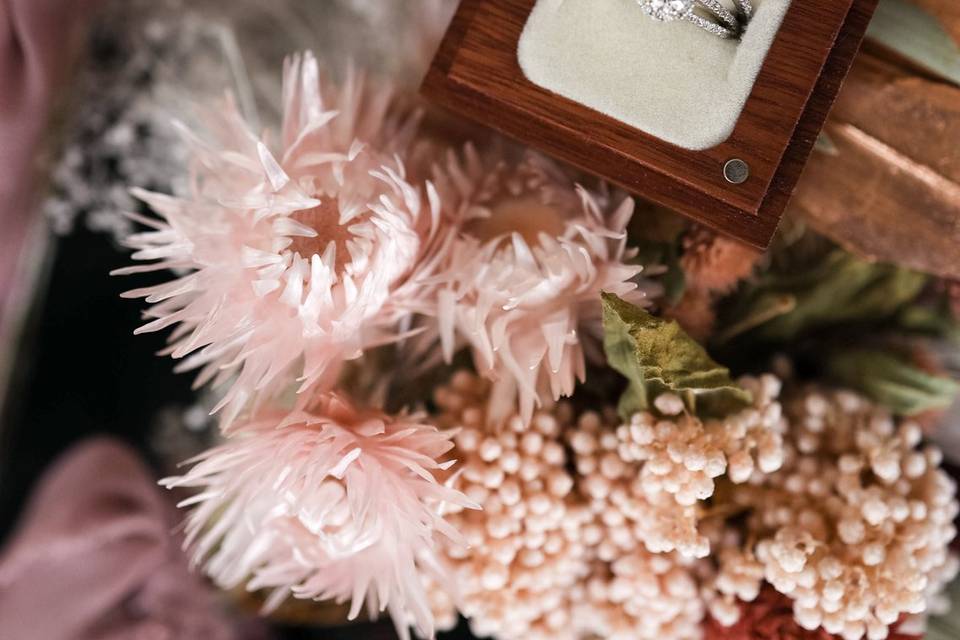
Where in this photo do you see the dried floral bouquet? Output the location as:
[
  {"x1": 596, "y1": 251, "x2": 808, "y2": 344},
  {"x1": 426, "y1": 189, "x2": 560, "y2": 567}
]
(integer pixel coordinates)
[{"x1": 113, "y1": 37, "x2": 960, "y2": 640}]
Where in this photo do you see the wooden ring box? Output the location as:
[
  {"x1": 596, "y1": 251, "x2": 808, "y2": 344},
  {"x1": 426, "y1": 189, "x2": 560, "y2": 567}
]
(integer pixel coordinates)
[{"x1": 421, "y1": 0, "x2": 880, "y2": 248}]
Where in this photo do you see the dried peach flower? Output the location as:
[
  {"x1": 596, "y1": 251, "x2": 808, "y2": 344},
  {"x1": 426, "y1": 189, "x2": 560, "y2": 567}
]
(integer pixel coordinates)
[
  {"x1": 666, "y1": 225, "x2": 761, "y2": 341},
  {"x1": 680, "y1": 225, "x2": 762, "y2": 296},
  {"x1": 664, "y1": 286, "x2": 717, "y2": 344}
]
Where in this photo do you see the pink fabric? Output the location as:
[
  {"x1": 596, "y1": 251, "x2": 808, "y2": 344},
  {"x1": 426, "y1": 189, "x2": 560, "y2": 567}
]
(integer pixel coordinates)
[
  {"x1": 0, "y1": 0, "x2": 99, "y2": 316},
  {"x1": 0, "y1": 438, "x2": 252, "y2": 640}
]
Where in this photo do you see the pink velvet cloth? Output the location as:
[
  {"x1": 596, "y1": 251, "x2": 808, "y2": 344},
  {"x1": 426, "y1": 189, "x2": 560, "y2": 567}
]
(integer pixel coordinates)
[
  {"x1": 0, "y1": 0, "x2": 99, "y2": 317},
  {"x1": 0, "y1": 438, "x2": 252, "y2": 640}
]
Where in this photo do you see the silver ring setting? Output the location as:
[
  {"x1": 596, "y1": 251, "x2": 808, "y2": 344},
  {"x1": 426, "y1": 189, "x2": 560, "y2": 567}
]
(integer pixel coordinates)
[{"x1": 637, "y1": 0, "x2": 753, "y2": 39}]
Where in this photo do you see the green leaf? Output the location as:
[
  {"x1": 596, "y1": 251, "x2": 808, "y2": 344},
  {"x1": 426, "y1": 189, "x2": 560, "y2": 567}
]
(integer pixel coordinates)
[
  {"x1": 629, "y1": 206, "x2": 687, "y2": 306},
  {"x1": 601, "y1": 293, "x2": 752, "y2": 419},
  {"x1": 897, "y1": 305, "x2": 960, "y2": 345},
  {"x1": 826, "y1": 348, "x2": 960, "y2": 416},
  {"x1": 714, "y1": 294, "x2": 797, "y2": 344},
  {"x1": 720, "y1": 251, "x2": 927, "y2": 343},
  {"x1": 868, "y1": 0, "x2": 960, "y2": 87}
]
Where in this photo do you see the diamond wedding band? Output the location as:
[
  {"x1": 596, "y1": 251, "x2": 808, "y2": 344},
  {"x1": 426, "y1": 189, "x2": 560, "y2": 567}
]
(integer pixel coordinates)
[{"x1": 637, "y1": 0, "x2": 753, "y2": 39}]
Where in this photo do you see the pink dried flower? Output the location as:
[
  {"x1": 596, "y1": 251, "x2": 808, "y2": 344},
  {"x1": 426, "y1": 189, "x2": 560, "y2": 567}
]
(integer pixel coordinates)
[
  {"x1": 162, "y1": 393, "x2": 476, "y2": 640},
  {"x1": 430, "y1": 147, "x2": 651, "y2": 425},
  {"x1": 117, "y1": 52, "x2": 446, "y2": 424}
]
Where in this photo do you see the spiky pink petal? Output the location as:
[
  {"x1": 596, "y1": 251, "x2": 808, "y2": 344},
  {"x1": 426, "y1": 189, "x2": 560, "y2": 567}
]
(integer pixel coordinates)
[
  {"x1": 119, "y1": 52, "x2": 444, "y2": 425},
  {"x1": 162, "y1": 393, "x2": 476, "y2": 640},
  {"x1": 430, "y1": 148, "x2": 652, "y2": 424}
]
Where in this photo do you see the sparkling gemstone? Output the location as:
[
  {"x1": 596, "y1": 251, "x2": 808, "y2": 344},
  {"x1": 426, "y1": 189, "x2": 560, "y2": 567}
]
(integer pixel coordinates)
[{"x1": 637, "y1": 0, "x2": 696, "y2": 21}]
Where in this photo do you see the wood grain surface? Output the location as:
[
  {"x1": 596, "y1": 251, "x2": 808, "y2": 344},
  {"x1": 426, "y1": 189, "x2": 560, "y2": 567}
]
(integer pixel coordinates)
[{"x1": 422, "y1": 0, "x2": 880, "y2": 248}]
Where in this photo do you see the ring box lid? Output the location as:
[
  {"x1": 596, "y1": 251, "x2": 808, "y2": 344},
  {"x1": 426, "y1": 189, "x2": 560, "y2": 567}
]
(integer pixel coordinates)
[{"x1": 421, "y1": 0, "x2": 881, "y2": 248}]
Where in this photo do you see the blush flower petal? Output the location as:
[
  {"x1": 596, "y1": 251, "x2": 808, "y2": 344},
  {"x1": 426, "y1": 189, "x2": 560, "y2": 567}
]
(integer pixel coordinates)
[
  {"x1": 430, "y1": 148, "x2": 654, "y2": 425},
  {"x1": 162, "y1": 393, "x2": 476, "y2": 640},
  {"x1": 118, "y1": 52, "x2": 444, "y2": 425}
]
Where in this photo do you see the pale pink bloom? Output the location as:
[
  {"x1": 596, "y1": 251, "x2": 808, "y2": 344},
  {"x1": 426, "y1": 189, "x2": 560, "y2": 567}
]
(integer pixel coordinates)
[
  {"x1": 429, "y1": 147, "x2": 651, "y2": 425},
  {"x1": 116, "y1": 52, "x2": 446, "y2": 425},
  {"x1": 162, "y1": 393, "x2": 476, "y2": 640}
]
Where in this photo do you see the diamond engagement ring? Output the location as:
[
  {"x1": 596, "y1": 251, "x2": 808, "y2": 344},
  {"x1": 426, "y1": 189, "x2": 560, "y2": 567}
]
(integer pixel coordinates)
[{"x1": 637, "y1": 0, "x2": 754, "y2": 39}]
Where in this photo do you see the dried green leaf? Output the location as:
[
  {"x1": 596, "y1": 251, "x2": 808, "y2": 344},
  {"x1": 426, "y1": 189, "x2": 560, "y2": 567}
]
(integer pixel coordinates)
[
  {"x1": 721, "y1": 251, "x2": 926, "y2": 342},
  {"x1": 601, "y1": 293, "x2": 752, "y2": 419},
  {"x1": 826, "y1": 348, "x2": 960, "y2": 416}
]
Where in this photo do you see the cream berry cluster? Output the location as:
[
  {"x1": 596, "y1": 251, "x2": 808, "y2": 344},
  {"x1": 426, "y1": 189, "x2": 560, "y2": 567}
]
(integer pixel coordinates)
[
  {"x1": 713, "y1": 387, "x2": 959, "y2": 640},
  {"x1": 430, "y1": 371, "x2": 593, "y2": 640}
]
